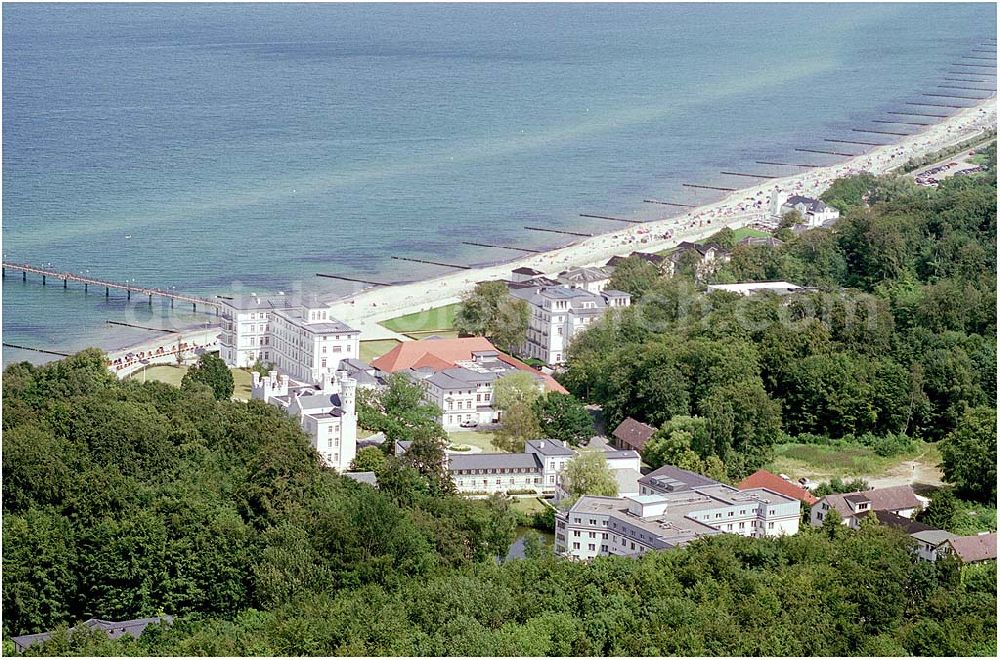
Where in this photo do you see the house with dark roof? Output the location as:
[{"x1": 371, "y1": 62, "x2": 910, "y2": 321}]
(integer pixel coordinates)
[
  {"x1": 11, "y1": 617, "x2": 174, "y2": 653},
  {"x1": 638, "y1": 464, "x2": 721, "y2": 495},
  {"x1": 778, "y1": 194, "x2": 840, "y2": 228},
  {"x1": 942, "y1": 532, "x2": 997, "y2": 564},
  {"x1": 611, "y1": 417, "x2": 657, "y2": 453},
  {"x1": 810, "y1": 485, "x2": 922, "y2": 529},
  {"x1": 667, "y1": 242, "x2": 731, "y2": 279},
  {"x1": 738, "y1": 469, "x2": 819, "y2": 505},
  {"x1": 557, "y1": 266, "x2": 613, "y2": 294}
]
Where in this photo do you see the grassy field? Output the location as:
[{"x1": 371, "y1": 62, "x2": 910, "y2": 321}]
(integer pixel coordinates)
[
  {"x1": 767, "y1": 441, "x2": 938, "y2": 482},
  {"x1": 512, "y1": 497, "x2": 548, "y2": 515},
  {"x1": 447, "y1": 429, "x2": 504, "y2": 453},
  {"x1": 380, "y1": 303, "x2": 460, "y2": 334},
  {"x1": 951, "y1": 500, "x2": 998, "y2": 536},
  {"x1": 360, "y1": 339, "x2": 401, "y2": 363},
  {"x1": 130, "y1": 364, "x2": 188, "y2": 387},
  {"x1": 128, "y1": 364, "x2": 254, "y2": 401}
]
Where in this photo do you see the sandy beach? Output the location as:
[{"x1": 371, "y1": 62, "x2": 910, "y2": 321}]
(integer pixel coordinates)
[{"x1": 328, "y1": 98, "x2": 997, "y2": 339}]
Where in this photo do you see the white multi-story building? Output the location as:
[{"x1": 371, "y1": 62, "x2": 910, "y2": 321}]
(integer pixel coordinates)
[
  {"x1": 395, "y1": 437, "x2": 641, "y2": 497},
  {"x1": 252, "y1": 369, "x2": 358, "y2": 471},
  {"x1": 270, "y1": 306, "x2": 360, "y2": 384},
  {"x1": 509, "y1": 283, "x2": 631, "y2": 365},
  {"x1": 218, "y1": 295, "x2": 360, "y2": 385},
  {"x1": 218, "y1": 294, "x2": 293, "y2": 368},
  {"x1": 556, "y1": 472, "x2": 801, "y2": 561}
]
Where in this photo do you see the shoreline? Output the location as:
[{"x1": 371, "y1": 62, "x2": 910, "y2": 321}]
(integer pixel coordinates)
[
  {"x1": 12, "y1": 97, "x2": 997, "y2": 361},
  {"x1": 327, "y1": 98, "x2": 997, "y2": 338}
]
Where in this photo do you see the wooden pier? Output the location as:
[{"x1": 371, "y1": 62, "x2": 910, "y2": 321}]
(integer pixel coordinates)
[
  {"x1": 460, "y1": 241, "x2": 544, "y2": 254},
  {"x1": 579, "y1": 213, "x2": 645, "y2": 224},
  {"x1": 643, "y1": 199, "x2": 696, "y2": 207},
  {"x1": 682, "y1": 183, "x2": 737, "y2": 192},
  {"x1": 389, "y1": 256, "x2": 472, "y2": 270},
  {"x1": 943, "y1": 77, "x2": 989, "y2": 83},
  {"x1": 2, "y1": 261, "x2": 218, "y2": 311},
  {"x1": 524, "y1": 226, "x2": 593, "y2": 237},
  {"x1": 316, "y1": 273, "x2": 392, "y2": 286},
  {"x1": 951, "y1": 62, "x2": 995, "y2": 68}
]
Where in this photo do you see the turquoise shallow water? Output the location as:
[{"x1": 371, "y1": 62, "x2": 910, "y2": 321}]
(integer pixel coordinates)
[{"x1": 3, "y1": 3, "x2": 996, "y2": 364}]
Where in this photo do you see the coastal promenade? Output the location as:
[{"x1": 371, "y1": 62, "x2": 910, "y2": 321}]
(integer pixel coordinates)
[{"x1": 328, "y1": 99, "x2": 997, "y2": 333}]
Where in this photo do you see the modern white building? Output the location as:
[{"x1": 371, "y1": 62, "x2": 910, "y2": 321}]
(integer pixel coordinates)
[
  {"x1": 509, "y1": 283, "x2": 630, "y2": 365},
  {"x1": 556, "y1": 470, "x2": 801, "y2": 561},
  {"x1": 252, "y1": 369, "x2": 359, "y2": 472}
]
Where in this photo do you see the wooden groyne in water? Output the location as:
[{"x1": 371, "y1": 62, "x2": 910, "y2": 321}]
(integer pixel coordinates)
[
  {"x1": 390, "y1": 256, "x2": 472, "y2": 270},
  {"x1": 461, "y1": 241, "x2": 544, "y2": 254},
  {"x1": 2, "y1": 342, "x2": 71, "y2": 357},
  {"x1": 579, "y1": 213, "x2": 645, "y2": 224}
]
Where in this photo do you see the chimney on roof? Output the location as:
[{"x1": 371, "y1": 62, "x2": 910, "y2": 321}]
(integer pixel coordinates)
[{"x1": 539, "y1": 441, "x2": 545, "y2": 449}]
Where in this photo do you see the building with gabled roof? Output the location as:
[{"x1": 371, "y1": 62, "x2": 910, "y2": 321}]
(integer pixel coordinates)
[
  {"x1": 738, "y1": 469, "x2": 819, "y2": 505},
  {"x1": 611, "y1": 417, "x2": 658, "y2": 453},
  {"x1": 374, "y1": 337, "x2": 564, "y2": 430},
  {"x1": 810, "y1": 485, "x2": 923, "y2": 529},
  {"x1": 558, "y1": 266, "x2": 612, "y2": 294},
  {"x1": 11, "y1": 616, "x2": 174, "y2": 653},
  {"x1": 942, "y1": 532, "x2": 997, "y2": 564}
]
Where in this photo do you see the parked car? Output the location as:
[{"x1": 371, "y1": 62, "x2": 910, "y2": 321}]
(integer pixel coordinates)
[{"x1": 460, "y1": 420, "x2": 479, "y2": 428}]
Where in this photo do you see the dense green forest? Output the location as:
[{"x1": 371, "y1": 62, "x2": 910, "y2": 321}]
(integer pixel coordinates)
[
  {"x1": 1, "y1": 353, "x2": 996, "y2": 655},
  {"x1": 2, "y1": 163, "x2": 996, "y2": 656},
  {"x1": 560, "y1": 164, "x2": 997, "y2": 488}
]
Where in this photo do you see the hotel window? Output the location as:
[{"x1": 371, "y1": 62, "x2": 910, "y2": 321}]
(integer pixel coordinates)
[
  {"x1": 602, "y1": 533, "x2": 608, "y2": 540},
  {"x1": 321, "y1": 359, "x2": 327, "y2": 368},
  {"x1": 739, "y1": 522, "x2": 745, "y2": 529},
  {"x1": 589, "y1": 532, "x2": 595, "y2": 539},
  {"x1": 589, "y1": 519, "x2": 596, "y2": 525},
  {"x1": 588, "y1": 544, "x2": 595, "y2": 551},
  {"x1": 768, "y1": 522, "x2": 775, "y2": 529},
  {"x1": 727, "y1": 524, "x2": 733, "y2": 530},
  {"x1": 573, "y1": 543, "x2": 580, "y2": 550},
  {"x1": 728, "y1": 512, "x2": 733, "y2": 517}
]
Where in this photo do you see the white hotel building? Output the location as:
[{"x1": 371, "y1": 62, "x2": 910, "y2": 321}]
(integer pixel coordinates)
[{"x1": 218, "y1": 295, "x2": 361, "y2": 383}]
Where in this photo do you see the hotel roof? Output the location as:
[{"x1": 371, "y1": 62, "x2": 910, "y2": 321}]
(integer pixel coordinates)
[{"x1": 372, "y1": 336, "x2": 566, "y2": 393}]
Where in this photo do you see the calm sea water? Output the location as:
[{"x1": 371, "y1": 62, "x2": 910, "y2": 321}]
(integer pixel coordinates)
[{"x1": 3, "y1": 3, "x2": 995, "y2": 364}]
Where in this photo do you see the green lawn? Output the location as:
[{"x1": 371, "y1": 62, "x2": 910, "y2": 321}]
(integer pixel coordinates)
[
  {"x1": 696, "y1": 227, "x2": 771, "y2": 245},
  {"x1": 767, "y1": 441, "x2": 937, "y2": 482},
  {"x1": 951, "y1": 500, "x2": 998, "y2": 536},
  {"x1": 380, "y1": 303, "x2": 460, "y2": 334},
  {"x1": 129, "y1": 364, "x2": 188, "y2": 387},
  {"x1": 512, "y1": 497, "x2": 548, "y2": 515},
  {"x1": 128, "y1": 364, "x2": 254, "y2": 401},
  {"x1": 447, "y1": 429, "x2": 504, "y2": 453},
  {"x1": 360, "y1": 339, "x2": 401, "y2": 363},
  {"x1": 232, "y1": 369, "x2": 253, "y2": 401}
]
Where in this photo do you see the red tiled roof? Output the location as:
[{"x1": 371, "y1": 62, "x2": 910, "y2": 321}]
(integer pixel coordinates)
[
  {"x1": 611, "y1": 417, "x2": 657, "y2": 452},
  {"x1": 738, "y1": 469, "x2": 819, "y2": 505},
  {"x1": 946, "y1": 533, "x2": 997, "y2": 563},
  {"x1": 371, "y1": 336, "x2": 567, "y2": 393}
]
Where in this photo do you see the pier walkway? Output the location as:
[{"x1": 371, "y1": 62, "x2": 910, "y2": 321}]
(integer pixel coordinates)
[{"x1": 2, "y1": 261, "x2": 219, "y2": 311}]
